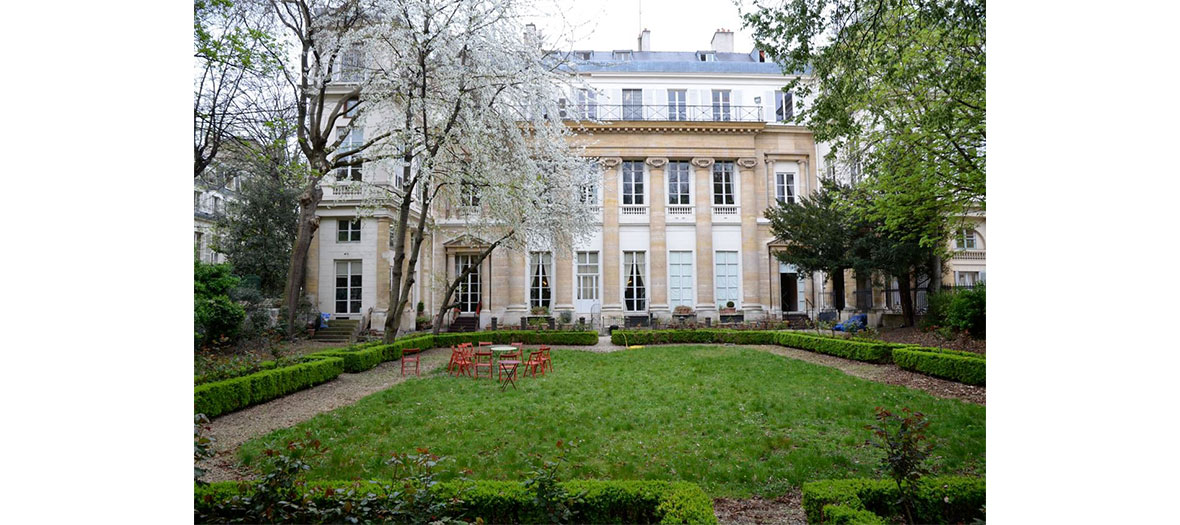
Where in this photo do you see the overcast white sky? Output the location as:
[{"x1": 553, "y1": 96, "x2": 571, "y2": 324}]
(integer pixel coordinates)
[{"x1": 526, "y1": 0, "x2": 759, "y2": 53}]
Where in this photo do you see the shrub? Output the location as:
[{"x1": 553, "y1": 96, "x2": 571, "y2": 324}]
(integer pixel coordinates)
[
  {"x1": 921, "y1": 291, "x2": 955, "y2": 329},
  {"x1": 195, "y1": 261, "x2": 246, "y2": 346},
  {"x1": 944, "y1": 285, "x2": 985, "y2": 338},
  {"x1": 802, "y1": 476, "x2": 985, "y2": 524},
  {"x1": 774, "y1": 332, "x2": 894, "y2": 363},
  {"x1": 893, "y1": 348, "x2": 986, "y2": 386},
  {"x1": 196, "y1": 479, "x2": 716, "y2": 524},
  {"x1": 194, "y1": 356, "x2": 345, "y2": 418},
  {"x1": 866, "y1": 408, "x2": 933, "y2": 524},
  {"x1": 312, "y1": 344, "x2": 387, "y2": 373}
]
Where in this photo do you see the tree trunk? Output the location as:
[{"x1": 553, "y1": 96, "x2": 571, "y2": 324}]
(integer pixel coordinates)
[
  {"x1": 929, "y1": 253, "x2": 942, "y2": 294},
  {"x1": 898, "y1": 270, "x2": 915, "y2": 327},
  {"x1": 430, "y1": 238, "x2": 506, "y2": 336},
  {"x1": 383, "y1": 158, "x2": 418, "y2": 342},
  {"x1": 282, "y1": 183, "x2": 323, "y2": 336}
]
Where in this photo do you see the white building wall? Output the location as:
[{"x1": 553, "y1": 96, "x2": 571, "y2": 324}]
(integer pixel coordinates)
[{"x1": 316, "y1": 215, "x2": 379, "y2": 319}]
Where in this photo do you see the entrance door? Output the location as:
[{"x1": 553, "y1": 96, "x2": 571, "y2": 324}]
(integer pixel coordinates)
[
  {"x1": 455, "y1": 254, "x2": 480, "y2": 313},
  {"x1": 335, "y1": 260, "x2": 362, "y2": 315},
  {"x1": 574, "y1": 251, "x2": 600, "y2": 314},
  {"x1": 780, "y1": 273, "x2": 798, "y2": 312}
]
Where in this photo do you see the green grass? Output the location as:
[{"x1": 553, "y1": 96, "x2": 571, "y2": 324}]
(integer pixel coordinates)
[{"x1": 239, "y1": 345, "x2": 985, "y2": 498}]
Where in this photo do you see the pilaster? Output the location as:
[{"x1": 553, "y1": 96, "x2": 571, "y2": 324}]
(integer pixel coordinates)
[
  {"x1": 737, "y1": 158, "x2": 764, "y2": 318},
  {"x1": 691, "y1": 157, "x2": 716, "y2": 319},
  {"x1": 646, "y1": 157, "x2": 669, "y2": 318},
  {"x1": 554, "y1": 247, "x2": 574, "y2": 315},
  {"x1": 507, "y1": 249, "x2": 527, "y2": 318},
  {"x1": 375, "y1": 218, "x2": 391, "y2": 312},
  {"x1": 600, "y1": 157, "x2": 624, "y2": 322}
]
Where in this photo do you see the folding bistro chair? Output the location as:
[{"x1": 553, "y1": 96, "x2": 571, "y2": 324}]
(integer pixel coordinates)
[
  {"x1": 524, "y1": 349, "x2": 544, "y2": 378},
  {"x1": 478, "y1": 341, "x2": 493, "y2": 347},
  {"x1": 401, "y1": 348, "x2": 420, "y2": 376},
  {"x1": 473, "y1": 349, "x2": 494, "y2": 379},
  {"x1": 538, "y1": 345, "x2": 553, "y2": 373}
]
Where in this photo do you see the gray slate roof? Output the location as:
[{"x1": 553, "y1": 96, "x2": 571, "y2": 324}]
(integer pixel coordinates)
[{"x1": 566, "y1": 50, "x2": 805, "y2": 75}]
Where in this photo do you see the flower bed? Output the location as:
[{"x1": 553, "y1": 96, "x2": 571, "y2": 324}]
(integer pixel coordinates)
[
  {"x1": 801, "y1": 476, "x2": 985, "y2": 524},
  {"x1": 195, "y1": 479, "x2": 717, "y2": 524}
]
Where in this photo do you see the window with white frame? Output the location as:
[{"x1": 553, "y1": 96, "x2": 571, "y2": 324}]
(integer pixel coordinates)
[
  {"x1": 194, "y1": 191, "x2": 202, "y2": 210},
  {"x1": 623, "y1": 251, "x2": 647, "y2": 311},
  {"x1": 335, "y1": 260, "x2": 362, "y2": 314},
  {"x1": 668, "y1": 251, "x2": 694, "y2": 308},
  {"x1": 712, "y1": 90, "x2": 731, "y2": 120},
  {"x1": 956, "y1": 271, "x2": 980, "y2": 287},
  {"x1": 574, "y1": 51, "x2": 591, "y2": 60},
  {"x1": 576, "y1": 88, "x2": 597, "y2": 119},
  {"x1": 613, "y1": 50, "x2": 633, "y2": 61},
  {"x1": 459, "y1": 181, "x2": 480, "y2": 207},
  {"x1": 337, "y1": 218, "x2": 361, "y2": 242},
  {"x1": 339, "y1": 45, "x2": 364, "y2": 82},
  {"x1": 712, "y1": 161, "x2": 735, "y2": 205},
  {"x1": 343, "y1": 96, "x2": 359, "y2": 118},
  {"x1": 335, "y1": 127, "x2": 364, "y2": 181},
  {"x1": 213, "y1": 195, "x2": 223, "y2": 215},
  {"x1": 621, "y1": 161, "x2": 645, "y2": 205},
  {"x1": 698, "y1": 51, "x2": 716, "y2": 62},
  {"x1": 955, "y1": 229, "x2": 977, "y2": 250},
  {"x1": 775, "y1": 172, "x2": 796, "y2": 205},
  {"x1": 579, "y1": 178, "x2": 599, "y2": 205},
  {"x1": 622, "y1": 89, "x2": 643, "y2": 119},
  {"x1": 667, "y1": 161, "x2": 691, "y2": 205},
  {"x1": 714, "y1": 251, "x2": 740, "y2": 308},
  {"x1": 194, "y1": 231, "x2": 205, "y2": 260},
  {"x1": 775, "y1": 91, "x2": 794, "y2": 122},
  {"x1": 529, "y1": 251, "x2": 552, "y2": 309},
  {"x1": 576, "y1": 251, "x2": 599, "y2": 300},
  {"x1": 667, "y1": 89, "x2": 687, "y2": 120}
]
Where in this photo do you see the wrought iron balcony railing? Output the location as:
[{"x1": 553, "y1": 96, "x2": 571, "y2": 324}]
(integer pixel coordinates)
[{"x1": 564, "y1": 104, "x2": 764, "y2": 122}]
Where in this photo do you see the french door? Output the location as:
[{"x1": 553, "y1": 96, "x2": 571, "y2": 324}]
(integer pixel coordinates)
[
  {"x1": 335, "y1": 260, "x2": 362, "y2": 314},
  {"x1": 455, "y1": 254, "x2": 481, "y2": 313}
]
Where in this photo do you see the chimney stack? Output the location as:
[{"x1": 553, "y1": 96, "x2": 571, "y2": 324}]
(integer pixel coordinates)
[
  {"x1": 711, "y1": 28, "x2": 734, "y2": 53},
  {"x1": 637, "y1": 29, "x2": 651, "y2": 52}
]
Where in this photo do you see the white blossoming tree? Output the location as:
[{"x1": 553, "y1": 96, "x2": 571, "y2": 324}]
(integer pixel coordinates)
[{"x1": 354, "y1": 0, "x2": 598, "y2": 339}]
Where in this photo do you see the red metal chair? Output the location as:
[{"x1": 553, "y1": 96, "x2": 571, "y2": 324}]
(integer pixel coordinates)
[
  {"x1": 539, "y1": 345, "x2": 553, "y2": 373},
  {"x1": 478, "y1": 341, "x2": 493, "y2": 347},
  {"x1": 473, "y1": 350, "x2": 494, "y2": 379},
  {"x1": 523, "y1": 349, "x2": 544, "y2": 378},
  {"x1": 511, "y1": 341, "x2": 524, "y2": 351},
  {"x1": 451, "y1": 345, "x2": 473, "y2": 377},
  {"x1": 401, "y1": 348, "x2": 420, "y2": 376}
]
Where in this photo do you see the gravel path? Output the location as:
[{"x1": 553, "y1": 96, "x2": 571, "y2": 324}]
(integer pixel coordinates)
[{"x1": 197, "y1": 347, "x2": 451, "y2": 482}]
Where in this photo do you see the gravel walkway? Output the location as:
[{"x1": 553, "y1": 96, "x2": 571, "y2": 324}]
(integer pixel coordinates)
[{"x1": 197, "y1": 347, "x2": 451, "y2": 482}]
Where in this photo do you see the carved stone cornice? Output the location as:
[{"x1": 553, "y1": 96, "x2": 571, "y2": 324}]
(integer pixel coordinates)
[
  {"x1": 600, "y1": 157, "x2": 622, "y2": 168},
  {"x1": 691, "y1": 157, "x2": 715, "y2": 168},
  {"x1": 737, "y1": 157, "x2": 757, "y2": 169},
  {"x1": 645, "y1": 157, "x2": 668, "y2": 168}
]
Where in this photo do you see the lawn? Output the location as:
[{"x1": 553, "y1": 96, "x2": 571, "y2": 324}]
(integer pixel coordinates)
[{"x1": 239, "y1": 345, "x2": 985, "y2": 498}]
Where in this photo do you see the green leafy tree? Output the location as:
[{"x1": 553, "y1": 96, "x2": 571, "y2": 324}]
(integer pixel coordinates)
[
  {"x1": 743, "y1": 0, "x2": 985, "y2": 244},
  {"x1": 215, "y1": 175, "x2": 300, "y2": 297},
  {"x1": 195, "y1": 260, "x2": 246, "y2": 346},
  {"x1": 765, "y1": 180, "x2": 860, "y2": 311}
]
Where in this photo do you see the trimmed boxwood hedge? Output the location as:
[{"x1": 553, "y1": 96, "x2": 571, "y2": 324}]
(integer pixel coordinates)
[
  {"x1": 195, "y1": 331, "x2": 598, "y2": 418},
  {"x1": 773, "y1": 332, "x2": 895, "y2": 363},
  {"x1": 892, "y1": 347, "x2": 986, "y2": 386},
  {"x1": 195, "y1": 479, "x2": 716, "y2": 524},
  {"x1": 610, "y1": 329, "x2": 781, "y2": 346},
  {"x1": 801, "y1": 476, "x2": 985, "y2": 524},
  {"x1": 194, "y1": 355, "x2": 345, "y2": 418}
]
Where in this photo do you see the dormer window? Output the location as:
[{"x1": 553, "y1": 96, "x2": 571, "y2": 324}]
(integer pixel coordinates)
[
  {"x1": 698, "y1": 51, "x2": 716, "y2": 62},
  {"x1": 612, "y1": 50, "x2": 633, "y2": 61},
  {"x1": 574, "y1": 51, "x2": 591, "y2": 60}
]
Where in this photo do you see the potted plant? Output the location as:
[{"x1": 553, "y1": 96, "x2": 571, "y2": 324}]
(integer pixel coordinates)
[
  {"x1": 719, "y1": 301, "x2": 744, "y2": 324},
  {"x1": 720, "y1": 301, "x2": 737, "y2": 314}
]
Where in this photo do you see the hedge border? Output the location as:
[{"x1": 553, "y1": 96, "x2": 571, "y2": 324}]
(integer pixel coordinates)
[
  {"x1": 194, "y1": 355, "x2": 345, "y2": 418},
  {"x1": 892, "y1": 347, "x2": 986, "y2": 386},
  {"x1": 195, "y1": 479, "x2": 716, "y2": 524},
  {"x1": 195, "y1": 331, "x2": 598, "y2": 418},
  {"x1": 801, "y1": 476, "x2": 985, "y2": 524}
]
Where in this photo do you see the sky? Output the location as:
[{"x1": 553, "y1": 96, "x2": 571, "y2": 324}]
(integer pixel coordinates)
[{"x1": 526, "y1": 0, "x2": 759, "y2": 54}]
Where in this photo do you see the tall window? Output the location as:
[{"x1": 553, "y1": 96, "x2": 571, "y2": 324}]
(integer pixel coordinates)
[
  {"x1": 622, "y1": 161, "x2": 645, "y2": 205},
  {"x1": 622, "y1": 89, "x2": 643, "y2": 119},
  {"x1": 529, "y1": 251, "x2": 552, "y2": 309},
  {"x1": 712, "y1": 161, "x2": 735, "y2": 205},
  {"x1": 194, "y1": 191, "x2": 202, "y2": 209},
  {"x1": 956, "y1": 271, "x2": 980, "y2": 286},
  {"x1": 714, "y1": 251, "x2": 739, "y2": 308},
  {"x1": 194, "y1": 231, "x2": 205, "y2": 261},
  {"x1": 576, "y1": 251, "x2": 600, "y2": 300},
  {"x1": 775, "y1": 91, "x2": 794, "y2": 122},
  {"x1": 335, "y1": 127, "x2": 364, "y2": 181},
  {"x1": 667, "y1": 89, "x2": 687, "y2": 121},
  {"x1": 344, "y1": 96, "x2": 359, "y2": 118},
  {"x1": 577, "y1": 88, "x2": 597, "y2": 119},
  {"x1": 624, "y1": 251, "x2": 647, "y2": 311},
  {"x1": 337, "y1": 219, "x2": 361, "y2": 242},
  {"x1": 667, "y1": 161, "x2": 691, "y2": 204},
  {"x1": 339, "y1": 45, "x2": 364, "y2": 82},
  {"x1": 668, "y1": 251, "x2": 694, "y2": 308},
  {"x1": 212, "y1": 195, "x2": 223, "y2": 215},
  {"x1": 455, "y1": 255, "x2": 480, "y2": 312},
  {"x1": 712, "y1": 90, "x2": 731, "y2": 121},
  {"x1": 459, "y1": 181, "x2": 480, "y2": 207},
  {"x1": 775, "y1": 172, "x2": 795, "y2": 204},
  {"x1": 955, "y1": 230, "x2": 977, "y2": 250},
  {"x1": 335, "y1": 260, "x2": 362, "y2": 314}
]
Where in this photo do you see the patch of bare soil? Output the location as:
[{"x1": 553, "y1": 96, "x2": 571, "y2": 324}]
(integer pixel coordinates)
[
  {"x1": 876, "y1": 326, "x2": 985, "y2": 355},
  {"x1": 714, "y1": 489, "x2": 807, "y2": 525}
]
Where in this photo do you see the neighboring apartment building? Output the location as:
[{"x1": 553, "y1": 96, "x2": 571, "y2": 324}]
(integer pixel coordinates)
[
  {"x1": 194, "y1": 175, "x2": 237, "y2": 264},
  {"x1": 306, "y1": 29, "x2": 984, "y2": 332}
]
